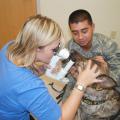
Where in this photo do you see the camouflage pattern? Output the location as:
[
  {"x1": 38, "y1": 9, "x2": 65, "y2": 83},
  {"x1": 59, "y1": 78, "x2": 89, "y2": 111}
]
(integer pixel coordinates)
[{"x1": 63, "y1": 33, "x2": 120, "y2": 120}]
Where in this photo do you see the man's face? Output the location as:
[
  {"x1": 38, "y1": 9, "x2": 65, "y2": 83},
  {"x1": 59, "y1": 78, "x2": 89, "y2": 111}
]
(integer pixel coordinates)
[{"x1": 69, "y1": 20, "x2": 94, "y2": 49}]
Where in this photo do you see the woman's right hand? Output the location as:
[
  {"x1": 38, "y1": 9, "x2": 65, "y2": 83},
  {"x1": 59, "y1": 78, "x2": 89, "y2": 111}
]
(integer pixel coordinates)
[{"x1": 76, "y1": 60, "x2": 102, "y2": 88}]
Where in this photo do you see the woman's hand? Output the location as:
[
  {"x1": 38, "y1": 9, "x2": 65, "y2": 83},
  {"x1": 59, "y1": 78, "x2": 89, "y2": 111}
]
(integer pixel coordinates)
[{"x1": 76, "y1": 60, "x2": 102, "y2": 88}]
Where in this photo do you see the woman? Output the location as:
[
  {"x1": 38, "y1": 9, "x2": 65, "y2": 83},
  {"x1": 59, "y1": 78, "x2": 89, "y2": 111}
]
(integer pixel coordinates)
[{"x1": 0, "y1": 14, "x2": 101, "y2": 120}]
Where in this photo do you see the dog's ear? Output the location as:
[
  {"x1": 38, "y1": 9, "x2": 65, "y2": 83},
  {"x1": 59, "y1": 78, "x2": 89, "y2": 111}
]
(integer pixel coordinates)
[
  {"x1": 70, "y1": 50, "x2": 85, "y2": 62},
  {"x1": 96, "y1": 75, "x2": 117, "y2": 88}
]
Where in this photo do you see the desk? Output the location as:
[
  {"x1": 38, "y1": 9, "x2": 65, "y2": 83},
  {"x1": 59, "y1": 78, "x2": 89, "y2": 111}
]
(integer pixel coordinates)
[{"x1": 40, "y1": 75, "x2": 66, "y2": 104}]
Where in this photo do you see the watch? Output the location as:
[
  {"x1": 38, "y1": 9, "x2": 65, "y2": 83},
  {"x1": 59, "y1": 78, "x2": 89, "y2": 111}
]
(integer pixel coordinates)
[{"x1": 74, "y1": 84, "x2": 86, "y2": 92}]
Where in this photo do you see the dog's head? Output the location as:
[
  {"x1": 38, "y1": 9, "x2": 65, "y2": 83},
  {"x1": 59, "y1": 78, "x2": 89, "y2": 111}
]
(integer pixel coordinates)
[{"x1": 69, "y1": 50, "x2": 108, "y2": 78}]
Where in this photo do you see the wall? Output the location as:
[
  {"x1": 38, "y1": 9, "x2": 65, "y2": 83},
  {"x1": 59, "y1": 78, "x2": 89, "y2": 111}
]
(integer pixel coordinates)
[{"x1": 37, "y1": 0, "x2": 120, "y2": 45}]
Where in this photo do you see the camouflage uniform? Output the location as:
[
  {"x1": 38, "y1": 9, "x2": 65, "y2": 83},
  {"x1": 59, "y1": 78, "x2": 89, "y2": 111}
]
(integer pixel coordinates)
[{"x1": 63, "y1": 33, "x2": 120, "y2": 120}]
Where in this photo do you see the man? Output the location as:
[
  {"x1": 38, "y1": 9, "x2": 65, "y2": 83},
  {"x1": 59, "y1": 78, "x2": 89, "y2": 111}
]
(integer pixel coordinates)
[{"x1": 63, "y1": 9, "x2": 120, "y2": 120}]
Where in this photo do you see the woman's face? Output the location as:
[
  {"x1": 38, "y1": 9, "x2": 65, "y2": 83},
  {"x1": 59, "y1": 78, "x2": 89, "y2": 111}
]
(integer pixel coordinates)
[{"x1": 35, "y1": 40, "x2": 60, "y2": 64}]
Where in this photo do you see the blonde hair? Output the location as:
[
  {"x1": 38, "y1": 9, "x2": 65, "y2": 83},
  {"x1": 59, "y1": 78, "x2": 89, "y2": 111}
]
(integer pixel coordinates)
[{"x1": 7, "y1": 14, "x2": 65, "y2": 68}]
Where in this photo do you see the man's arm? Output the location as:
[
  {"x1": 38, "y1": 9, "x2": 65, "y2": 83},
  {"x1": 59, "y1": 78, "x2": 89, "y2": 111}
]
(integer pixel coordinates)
[{"x1": 101, "y1": 37, "x2": 120, "y2": 90}]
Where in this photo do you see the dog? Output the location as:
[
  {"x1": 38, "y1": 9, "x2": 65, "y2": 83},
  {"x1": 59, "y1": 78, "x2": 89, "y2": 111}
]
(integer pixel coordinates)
[{"x1": 65, "y1": 50, "x2": 120, "y2": 120}]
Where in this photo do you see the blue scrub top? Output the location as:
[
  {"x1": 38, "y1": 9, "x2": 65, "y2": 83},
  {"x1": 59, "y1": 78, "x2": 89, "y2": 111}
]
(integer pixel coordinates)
[{"x1": 0, "y1": 41, "x2": 61, "y2": 120}]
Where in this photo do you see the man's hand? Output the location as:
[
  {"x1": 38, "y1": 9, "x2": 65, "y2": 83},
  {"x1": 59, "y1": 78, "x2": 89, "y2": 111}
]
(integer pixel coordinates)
[
  {"x1": 93, "y1": 56, "x2": 106, "y2": 64},
  {"x1": 93, "y1": 56, "x2": 108, "y2": 74}
]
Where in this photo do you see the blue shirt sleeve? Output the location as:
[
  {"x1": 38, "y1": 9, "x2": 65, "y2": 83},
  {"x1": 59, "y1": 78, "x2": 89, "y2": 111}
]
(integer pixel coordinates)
[{"x1": 16, "y1": 75, "x2": 61, "y2": 120}]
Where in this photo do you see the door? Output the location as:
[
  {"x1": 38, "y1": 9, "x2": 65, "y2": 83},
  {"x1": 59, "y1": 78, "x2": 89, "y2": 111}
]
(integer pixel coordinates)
[{"x1": 0, "y1": 0, "x2": 36, "y2": 48}]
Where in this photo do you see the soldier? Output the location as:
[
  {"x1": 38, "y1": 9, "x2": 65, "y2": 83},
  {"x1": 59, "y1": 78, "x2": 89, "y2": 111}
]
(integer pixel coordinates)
[{"x1": 63, "y1": 9, "x2": 120, "y2": 120}]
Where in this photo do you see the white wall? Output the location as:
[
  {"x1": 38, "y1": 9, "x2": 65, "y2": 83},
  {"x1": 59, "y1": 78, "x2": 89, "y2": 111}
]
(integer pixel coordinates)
[{"x1": 37, "y1": 0, "x2": 120, "y2": 45}]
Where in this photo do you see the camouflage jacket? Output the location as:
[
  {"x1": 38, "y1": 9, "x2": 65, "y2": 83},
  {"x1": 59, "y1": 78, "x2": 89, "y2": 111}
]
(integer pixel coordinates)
[{"x1": 67, "y1": 33, "x2": 120, "y2": 90}]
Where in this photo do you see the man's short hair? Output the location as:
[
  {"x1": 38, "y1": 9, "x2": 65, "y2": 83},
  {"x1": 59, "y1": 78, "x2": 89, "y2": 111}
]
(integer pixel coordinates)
[{"x1": 69, "y1": 9, "x2": 93, "y2": 25}]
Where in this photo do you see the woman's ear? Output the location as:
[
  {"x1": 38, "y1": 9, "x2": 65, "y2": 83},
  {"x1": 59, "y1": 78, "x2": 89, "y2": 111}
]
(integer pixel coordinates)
[{"x1": 37, "y1": 48, "x2": 41, "y2": 52}]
